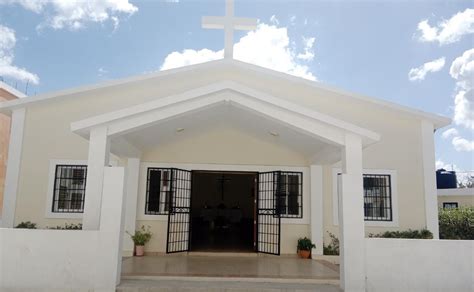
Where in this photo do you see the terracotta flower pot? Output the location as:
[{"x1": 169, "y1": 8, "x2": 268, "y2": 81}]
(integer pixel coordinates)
[
  {"x1": 135, "y1": 245, "x2": 145, "y2": 257},
  {"x1": 299, "y1": 249, "x2": 311, "y2": 259}
]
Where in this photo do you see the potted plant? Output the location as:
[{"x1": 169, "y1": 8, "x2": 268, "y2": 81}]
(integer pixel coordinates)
[
  {"x1": 127, "y1": 226, "x2": 152, "y2": 256},
  {"x1": 297, "y1": 237, "x2": 316, "y2": 259}
]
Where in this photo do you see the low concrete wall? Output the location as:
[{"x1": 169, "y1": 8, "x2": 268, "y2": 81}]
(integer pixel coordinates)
[
  {"x1": 0, "y1": 167, "x2": 125, "y2": 291},
  {"x1": 365, "y1": 238, "x2": 474, "y2": 292}
]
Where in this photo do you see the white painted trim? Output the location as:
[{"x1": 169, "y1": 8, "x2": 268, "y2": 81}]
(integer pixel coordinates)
[
  {"x1": 310, "y1": 165, "x2": 323, "y2": 255},
  {"x1": 332, "y1": 168, "x2": 400, "y2": 227},
  {"x1": 137, "y1": 162, "x2": 311, "y2": 225},
  {"x1": 1, "y1": 108, "x2": 26, "y2": 227},
  {"x1": 0, "y1": 59, "x2": 450, "y2": 129},
  {"x1": 44, "y1": 159, "x2": 88, "y2": 219},
  {"x1": 437, "y1": 188, "x2": 474, "y2": 196},
  {"x1": 421, "y1": 120, "x2": 439, "y2": 238}
]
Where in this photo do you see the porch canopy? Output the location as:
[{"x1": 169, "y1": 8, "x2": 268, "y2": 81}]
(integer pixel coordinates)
[{"x1": 71, "y1": 80, "x2": 380, "y2": 291}]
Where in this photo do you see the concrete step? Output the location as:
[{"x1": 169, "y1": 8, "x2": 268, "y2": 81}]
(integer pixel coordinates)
[{"x1": 117, "y1": 276, "x2": 341, "y2": 292}]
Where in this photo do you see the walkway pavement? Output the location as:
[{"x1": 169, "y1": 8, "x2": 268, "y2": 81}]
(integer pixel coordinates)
[{"x1": 121, "y1": 253, "x2": 339, "y2": 280}]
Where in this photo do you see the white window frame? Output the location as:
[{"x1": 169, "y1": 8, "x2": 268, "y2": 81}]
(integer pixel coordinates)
[
  {"x1": 332, "y1": 168, "x2": 399, "y2": 227},
  {"x1": 45, "y1": 159, "x2": 87, "y2": 219}
]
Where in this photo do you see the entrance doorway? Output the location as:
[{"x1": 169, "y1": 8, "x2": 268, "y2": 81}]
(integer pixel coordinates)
[{"x1": 190, "y1": 171, "x2": 257, "y2": 252}]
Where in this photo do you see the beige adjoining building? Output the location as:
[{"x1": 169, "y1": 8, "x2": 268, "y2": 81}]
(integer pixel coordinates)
[
  {"x1": 0, "y1": 82, "x2": 24, "y2": 216},
  {"x1": 438, "y1": 188, "x2": 474, "y2": 209}
]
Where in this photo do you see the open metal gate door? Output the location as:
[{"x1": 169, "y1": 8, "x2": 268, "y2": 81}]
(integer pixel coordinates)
[
  {"x1": 257, "y1": 171, "x2": 281, "y2": 255},
  {"x1": 166, "y1": 168, "x2": 192, "y2": 253}
]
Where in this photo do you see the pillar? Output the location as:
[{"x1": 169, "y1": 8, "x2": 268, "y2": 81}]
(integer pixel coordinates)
[
  {"x1": 83, "y1": 126, "x2": 110, "y2": 230},
  {"x1": 122, "y1": 158, "x2": 140, "y2": 255},
  {"x1": 1, "y1": 108, "x2": 25, "y2": 228},
  {"x1": 421, "y1": 120, "x2": 439, "y2": 238},
  {"x1": 339, "y1": 134, "x2": 365, "y2": 291},
  {"x1": 310, "y1": 165, "x2": 324, "y2": 255}
]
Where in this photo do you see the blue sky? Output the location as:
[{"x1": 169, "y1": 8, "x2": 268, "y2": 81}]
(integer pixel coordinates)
[{"x1": 0, "y1": 0, "x2": 472, "y2": 171}]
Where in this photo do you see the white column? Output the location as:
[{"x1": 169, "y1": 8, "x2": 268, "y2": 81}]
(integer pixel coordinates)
[
  {"x1": 83, "y1": 126, "x2": 110, "y2": 230},
  {"x1": 339, "y1": 134, "x2": 365, "y2": 292},
  {"x1": 1, "y1": 108, "x2": 25, "y2": 228},
  {"x1": 310, "y1": 165, "x2": 323, "y2": 255},
  {"x1": 421, "y1": 120, "x2": 440, "y2": 239},
  {"x1": 98, "y1": 167, "x2": 126, "y2": 287},
  {"x1": 122, "y1": 158, "x2": 140, "y2": 255}
]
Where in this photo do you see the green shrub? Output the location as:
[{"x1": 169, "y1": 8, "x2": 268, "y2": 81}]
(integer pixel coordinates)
[
  {"x1": 127, "y1": 225, "x2": 152, "y2": 246},
  {"x1": 439, "y1": 207, "x2": 474, "y2": 240},
  {"x1": 15, "y1": 221, "x2": 37, "y2": 229},
  {"x1": 297, "y1": 237, "x2": 316, "y2": 251},
  {"x1": 369, "y1": 229, "x2": 433, "y2": 239},
  {"x1": 48, "y1": 223, "x2": 83, "y2": 230},
  {"x1": 323, "y1": 232, "x2": 339, "y2": 255}
]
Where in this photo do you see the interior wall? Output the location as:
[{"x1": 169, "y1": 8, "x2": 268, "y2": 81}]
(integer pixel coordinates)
[{"x1": 191, "y1": 172, "x2": 255, "y2": 219}]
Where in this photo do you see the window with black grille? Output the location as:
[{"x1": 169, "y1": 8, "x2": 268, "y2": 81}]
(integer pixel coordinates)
[
  {"x1": 52, "y1": 165, "x2": 87, "y2": 213},
  {"x1": 277, "y1": 172, "x2": 303, "y2": 218},
  {"x1": 363, "y1": 174, "x2": 392, "y2": 221},
  {"x1": 146, "y1": 168, "x2": 172, "y2": 215},
  {"x1": 443, "y1": 202, "x2": 458, "y2": 209}
]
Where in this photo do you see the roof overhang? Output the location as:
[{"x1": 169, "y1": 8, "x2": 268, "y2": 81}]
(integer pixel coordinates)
[{"x1": 71, "y1": 81, "x2": 381, "y2": 151}]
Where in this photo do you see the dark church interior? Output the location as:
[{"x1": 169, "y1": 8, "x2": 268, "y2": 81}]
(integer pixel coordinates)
[{"x1": 190, "y1": 171, "x2": 256, "y2": 252}]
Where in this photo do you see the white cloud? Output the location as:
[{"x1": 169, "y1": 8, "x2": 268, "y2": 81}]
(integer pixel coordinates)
[
  {"x1": 408, "y1": 57, "x2": 445, "y2": 81},
  {"x1": 160, "y1": 23, "x2": 316, "y2": 81},
  {"x1": 0, "y1": 0, "x2": 138, "y2": 31},
  {"x1": 436, "y1": 159, "x2": 459, "y2": 171},
  {"x1": 0, "y1": 25, "x2": 39, "y2": 84},
  {"x1": 97, "y1": 67, "x2": 108, "y2": 77},
  {"x1": 452, "y1": 136, "x2": 474, "y2": 152},
  {"x1": 449, "y1": 48, "x2": 474, "y2": 130},
  {"x1": 297, "y1": 36, "x2": 315, "y2": 61},
  {"x1": 416, "y1": 8, "x2": 474, "y2": 45},
  {"x1": 270, "y1": 15, "x2": 279, "y2": 25},
  {"x1": 441, "y1": 128, "x2": 459, "y2": 139},
  {"x1": 289, "y1": 15, "x2": 296, "y2": 26}
]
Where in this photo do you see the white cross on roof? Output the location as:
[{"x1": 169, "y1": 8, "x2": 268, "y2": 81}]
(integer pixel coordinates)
[{"x1": 202, "y1": 0, "x2": 257, "y2": 59}]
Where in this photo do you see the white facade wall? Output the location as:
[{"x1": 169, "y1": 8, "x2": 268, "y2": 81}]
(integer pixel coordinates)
[
  {"x1": 0, "y1": 167, "x2": 125, "y2": 291},
  {"x1": 6, "y1": 64, "x2": 437, "y2": 249},
  {"x1": 365, "y1": 238, "x2": 474, "y2": 292}
]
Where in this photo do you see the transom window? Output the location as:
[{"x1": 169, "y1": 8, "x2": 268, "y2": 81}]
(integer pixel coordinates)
[
  {"x1": 145, "y1": 168, "x2": 172, "y2": 215},
  {"x1": 443, "y1": 202, "x2": 458, "y2": 209},
  {"x1": 52, "y1": 165, "x2": 87, "y2": 213},
  {"x1": 363, "y1": 174, "x2": 392, "y2": 221},
  {"x1": 277, "y1": 172, "x2": 303, "y2": 218}
]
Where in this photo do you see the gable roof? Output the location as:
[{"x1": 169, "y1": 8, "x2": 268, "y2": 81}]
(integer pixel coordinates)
[
  {"x1": 0, "y1": 59, "x2": 450, "y2": 129},
  {"x1": 71, "y1": 81, "x2": 381, "y2": 148}
]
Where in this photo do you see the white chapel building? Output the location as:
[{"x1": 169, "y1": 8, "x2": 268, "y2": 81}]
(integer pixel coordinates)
[{"x1": 2, "y1": 1, "x2": 469, "y2": 292}]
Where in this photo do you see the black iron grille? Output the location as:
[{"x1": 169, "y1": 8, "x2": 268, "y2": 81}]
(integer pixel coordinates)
[
  {"x1": 363, "y1": 174, "x2": 392, "y2": 221},
  {"x1": 145, "y1": 168, "x2": 172, "y2": 215},
  {"x1": 277, "y1": 172, "x2": 303, "y2": 218},
  {"x1": 52, "y1": 165, "x2": 87, "y2": 213},
  {"x1": 257, "y1": 171, "x2": 281, "y2": 255}
]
